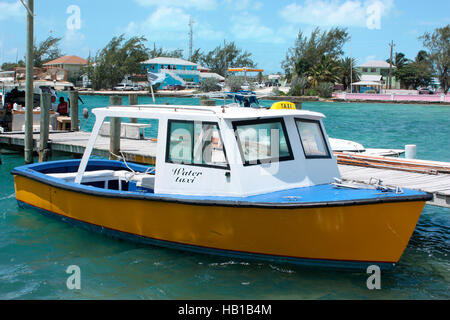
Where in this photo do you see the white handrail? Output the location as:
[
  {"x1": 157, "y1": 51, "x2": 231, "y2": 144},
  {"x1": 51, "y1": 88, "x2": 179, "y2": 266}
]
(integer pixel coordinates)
[{"x1": 105, "y1": 104, "x2": 220, "y2": 114}]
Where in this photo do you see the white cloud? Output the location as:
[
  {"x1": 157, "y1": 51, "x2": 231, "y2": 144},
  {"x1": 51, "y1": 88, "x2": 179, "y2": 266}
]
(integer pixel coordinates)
[
  {"x1": 63, "y1": 29, "x2": 85, "y2": 48},
  {"x1": 230, "y1": 13, "x2": 284, "y2": 44},
  {"x1": 125, "y1": 6, "x2": 223, "y2": 41},
  {"x1": 197, "y1": 23, "x2": 225, "y2": 41},
  {"x1": 229, "y1": 0, "x2": 263, "y2": 10},
  {"x1": 0, "y1": 1, "x2": 25, "y2": 21},
  {"x1": 134, "y1": 0, "x2": 218, "y2": 10},
  {"x1": 62, "y1": 28, "x2": 89, "y2": 58},
  {"x1": 125, "y1": 7, "x2": 189, "y2": 41},
  {"x1": 279, "y1": 0, "x2": 394, "y2": 29}
]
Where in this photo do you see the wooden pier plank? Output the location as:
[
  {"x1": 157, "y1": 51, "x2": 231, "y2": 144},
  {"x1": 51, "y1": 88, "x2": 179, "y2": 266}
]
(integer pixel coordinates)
[{"x1": 338, "y1": 165, "x2": 450, "y2": 208}]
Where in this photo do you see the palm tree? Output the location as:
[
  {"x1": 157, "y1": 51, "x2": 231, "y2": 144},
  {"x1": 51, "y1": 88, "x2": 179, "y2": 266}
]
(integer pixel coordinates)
[
  {"x1": 386, "y1": 52, "x2": 409, "y2": 69},
  {"x1": 415, "y1": 50, "x2": 429, "y2": 63},
  {"x1": 339, "y1": 57, "x2": 360, "y2": 91},
  {"x1": 308, "y1": 55, "x2": 340, "y2": 87}
]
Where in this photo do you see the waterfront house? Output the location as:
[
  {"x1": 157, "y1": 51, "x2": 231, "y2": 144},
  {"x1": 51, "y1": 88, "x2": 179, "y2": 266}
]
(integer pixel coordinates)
[
  {"x1": 140, "y1": 57, "x2": 200, "y2": 89},
  {"x1": 43, "y1": 55, "x2": 88, "y2": 83},
  {"x1": 354, "y1": 60, "x2": 400, "y2": 92}
]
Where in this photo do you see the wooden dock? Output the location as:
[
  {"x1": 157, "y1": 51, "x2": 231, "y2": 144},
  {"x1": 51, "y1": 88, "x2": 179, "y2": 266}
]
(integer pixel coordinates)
[
  {"x1": 0, "y1": 131, "x2": 157, "y2": 165},
  {"x1": 339, "y1": 165, "x2": 450, "y2": 208},
  {"x1": 1, "y1": 130, "x2": 449, "y2": 208}
]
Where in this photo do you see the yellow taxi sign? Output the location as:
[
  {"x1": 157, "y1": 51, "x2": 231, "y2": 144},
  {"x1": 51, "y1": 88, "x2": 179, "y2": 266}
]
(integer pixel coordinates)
[{"x1": 270, "y1": 101, "x2": 297, "y2": 110}]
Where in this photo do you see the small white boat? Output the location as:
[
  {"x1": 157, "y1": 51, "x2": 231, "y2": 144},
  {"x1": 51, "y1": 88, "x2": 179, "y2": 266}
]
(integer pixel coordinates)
[{"x1": 329, "y1": 138, "x2": 405, "y2": 157}]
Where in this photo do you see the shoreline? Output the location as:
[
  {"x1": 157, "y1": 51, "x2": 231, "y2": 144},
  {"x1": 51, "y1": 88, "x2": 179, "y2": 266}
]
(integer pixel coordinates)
[
  {"x1": 77, "y1": 90, "x2": 196, "y2": 98},
  {"x1": 330, "y1": 98, "x2": 450, "y2": 106},
  {"x1": 75, "y1": 90, "x2": 450, "y2": 106}
]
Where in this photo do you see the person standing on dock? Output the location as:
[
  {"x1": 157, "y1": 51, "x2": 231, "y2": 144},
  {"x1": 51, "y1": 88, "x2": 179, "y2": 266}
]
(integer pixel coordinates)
[
  {"x1": 51, "y1": 96, "x2": 58, "y2": 112},
  {"x1": 57, "y1": 97, "x2": 70, "y2": 116}
]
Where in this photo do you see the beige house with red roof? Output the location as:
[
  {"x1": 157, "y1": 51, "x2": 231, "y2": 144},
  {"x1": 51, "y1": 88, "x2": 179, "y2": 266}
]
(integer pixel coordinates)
[{"x1": 43, "y1": 55, "x2": 88, "y2": 82}]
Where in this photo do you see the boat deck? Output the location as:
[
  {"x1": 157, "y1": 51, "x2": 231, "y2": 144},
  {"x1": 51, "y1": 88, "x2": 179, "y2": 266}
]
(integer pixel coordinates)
[{"x1": 13, "y1": 159, "x2": 430, "y2": 207}]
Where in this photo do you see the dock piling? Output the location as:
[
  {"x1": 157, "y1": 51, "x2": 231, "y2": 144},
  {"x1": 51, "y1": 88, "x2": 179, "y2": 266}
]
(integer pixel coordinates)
[
  {"x1": 405, "y1": 145, "x2": 417, "y2": 159},
  {"x1": 200, "y1": 97, "x2": 216, "y2": 106},
  {"x1": 39, "y1": 93, "x2": 51, "y2": 162},
  {"x1": 69, "y1": 90, "x2": 79, "y2": 131},
  {"x1": 24, "y1": 0, "x2": 34, "y2": 164},
  {"x1": 109, "y1": 96, "x2": 122, "y2": 160},
  {"x1": 129, "y1": 94, "x2": 138, "y2": 123}
]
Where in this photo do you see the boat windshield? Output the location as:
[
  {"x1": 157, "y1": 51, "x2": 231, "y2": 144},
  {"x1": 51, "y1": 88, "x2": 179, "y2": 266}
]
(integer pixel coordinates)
[
  {"x1": 295, "y1": 119, "x2": 331, "y2": 159},
  {"x1": 166, "y1": 120, "x2": 229, "y2": 169},
  {"x1": 233, "y1": 118, "x2": 293, "y2": 166}
]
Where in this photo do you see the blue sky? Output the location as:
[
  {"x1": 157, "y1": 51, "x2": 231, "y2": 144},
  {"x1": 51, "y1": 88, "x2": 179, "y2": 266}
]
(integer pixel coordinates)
[{"x1": 0, "y1": 0, "x2": 449, "y2": 73}]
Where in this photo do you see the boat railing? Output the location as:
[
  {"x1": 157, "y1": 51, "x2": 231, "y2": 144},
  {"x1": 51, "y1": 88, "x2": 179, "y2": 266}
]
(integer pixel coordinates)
[{"x1": 106, "y1": 104, "x2": 221, "y2": 114}]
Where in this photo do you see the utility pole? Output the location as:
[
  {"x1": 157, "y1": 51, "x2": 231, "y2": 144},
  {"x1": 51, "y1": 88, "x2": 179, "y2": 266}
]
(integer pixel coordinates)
[
  {"x1": 388, "y1": 40, "x2": 395, "y2": 90},
  {"x1": 223, "y1": 39, "x2": 227, "y2": 78},
  {"x1": 188, "y1": 18, "x2": 194, "y2": 61},
  {"x1": 23, "y1": 0, "x2": 34, "y2": 164},
  {"x1": 350, "y1": 37, "x2": 353, "y2": 93}
]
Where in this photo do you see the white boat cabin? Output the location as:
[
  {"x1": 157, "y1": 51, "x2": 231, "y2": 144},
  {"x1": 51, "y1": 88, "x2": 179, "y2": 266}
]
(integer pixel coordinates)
[{"x1": 74, "y1": 105, "x2": 340, "y2": 197}]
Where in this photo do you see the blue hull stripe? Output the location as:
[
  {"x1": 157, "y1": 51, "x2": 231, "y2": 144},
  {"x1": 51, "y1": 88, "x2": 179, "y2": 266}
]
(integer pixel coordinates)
[
  {"x1": 11, "y1": 159, "x2": 433, "y2": 209},
  {"x1": 18, "y1": 200, "x2": 396, "y2": 271}
]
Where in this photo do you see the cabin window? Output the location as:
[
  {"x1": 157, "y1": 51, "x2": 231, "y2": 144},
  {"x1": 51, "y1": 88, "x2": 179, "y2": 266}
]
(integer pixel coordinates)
[
  {"x1": 295, "y1": 119, "x2": 331, "y2": 159},
  {"x1": 166, "y1": 120, "x2": 229, "y2": 169},
  {"x1": 233, "y1": 118, "x2": 294, "y2": 166}
]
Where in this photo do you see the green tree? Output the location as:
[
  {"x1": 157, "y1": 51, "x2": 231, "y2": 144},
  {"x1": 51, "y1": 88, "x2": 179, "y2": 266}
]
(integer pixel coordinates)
[
  {"x1": 33, "y1": 36, "x2": 63, "y2": 67},
  {"x1": 386, "y1": 52, "x2": 409, "y2": 69},
  {"x1": 197, "y1": 41, "x2": 256, "y2": 76},
  {"x1": 257, "y1": 71, "x2": 263, "y2": 83},
  {"x1": 282, "y1": 27, "x2": 349, "y2": 81},
  {"x1": 415, "y1": 50, "x2": 429, "y2": 63},
  {"x1": 317, "y1": 82, "x2": 334, "y2": 98},
  {"x1": 226, "y1": 76, "x2": 244, "y2": 92},
  {"x1": 199, "y1": 78, "x2": 221, "y2": 92},
  {"x1": 420, "y1": 25, "x2": 450, "y2": 93},
  {"x1": 394, "y1": 62, "x2": 433, "y2": 89},
  {"x1": 307, "y1": 55, "x2": 340, "y2": 87},
  {"x1": 393, "y1": 51, "x2": 434, "y2": 89},
  {"x1": 289, "y1": 76, "x2": 308, "y2": 96},
  {"x1": 87, "y1": 34, "x2": 149, "y2": 90},
  {"x1": 190, "y1": 48, "x2": 203, "y2": 64},
  {"x1": 148, "y1": 45, "x2": 184, "y2": 59},
  {"x1": 1, "y1": 36, "x2": 62, "y2": 70},
  {"x1": 1, "y1": 60, "x2": 25, "y2": 71},
  {"x1": 339, "y1": 57, "x2": 360, "y2": 91}
]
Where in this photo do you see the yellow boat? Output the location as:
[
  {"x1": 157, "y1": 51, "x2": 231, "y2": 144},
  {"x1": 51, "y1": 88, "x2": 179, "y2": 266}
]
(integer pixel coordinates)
[{"x1": 12, "y1": 104, "x2": 432, "y2": 270}]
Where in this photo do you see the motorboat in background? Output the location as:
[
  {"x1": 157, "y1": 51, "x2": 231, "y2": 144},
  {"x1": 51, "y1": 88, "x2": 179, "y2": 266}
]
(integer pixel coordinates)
[
  {"x1": 0, "y1": 85, "x2": 59, "y2": 132},
  {"x1": 0, "y1": 74, "x2": 76, "y2": 132},
  {"x1": 329, "y1": 138, "x2": 405, "y2": 157}
]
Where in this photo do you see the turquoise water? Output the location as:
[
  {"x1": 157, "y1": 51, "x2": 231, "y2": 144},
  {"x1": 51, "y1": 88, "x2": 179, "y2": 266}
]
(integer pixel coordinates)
[{"x1": 0, "y1": 97, "x2": 449, "y2": 299}]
